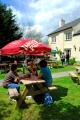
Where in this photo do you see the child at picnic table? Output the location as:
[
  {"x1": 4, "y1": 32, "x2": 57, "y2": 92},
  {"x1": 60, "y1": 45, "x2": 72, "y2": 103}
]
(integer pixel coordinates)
[
  {"x1": 37, "y1": 60, "x2": 53, "y2": 87},
  {"x1": 3, "y1": 63, "x2": 28, "y2": 90},
  {"x1": 33, "y1": 60, "x2": 53, "y2": 105},
  {"x1": 27, "y1": 59, "x2": 38, "y2": 76},
  {"x1": 3, "y1": 63, "x2": 20, "y2": 92}
]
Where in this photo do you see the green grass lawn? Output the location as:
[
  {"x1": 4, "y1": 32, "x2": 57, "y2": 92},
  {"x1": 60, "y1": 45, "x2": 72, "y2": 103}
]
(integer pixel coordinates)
[
  {"x1": 0, "y1": 73, "x2": 5, "y2": 79},
  {"x1": 0, "y1": 76, "x2": 80, "y2": 120},
  {"x1": 51, "y1": 65, "x2": 75, "y2": 73}
]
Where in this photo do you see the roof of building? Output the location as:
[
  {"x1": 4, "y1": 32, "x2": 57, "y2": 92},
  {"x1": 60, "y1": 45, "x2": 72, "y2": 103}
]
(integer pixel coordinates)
[
  {"x1": 73, "y1": 30, "x2": 80, "y2": 36},
  {"x1": 48, "y1": 18, "x2": 80, "y2": 36}
]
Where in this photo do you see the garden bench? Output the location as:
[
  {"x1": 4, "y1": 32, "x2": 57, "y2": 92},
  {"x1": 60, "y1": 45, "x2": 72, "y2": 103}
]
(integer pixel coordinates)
[
  {"x1": 69, "y1": 72, "x2": 80, "y2": 85},
  {"x1": 48, "y1": 86, "x2": 57, "y2": 90}
]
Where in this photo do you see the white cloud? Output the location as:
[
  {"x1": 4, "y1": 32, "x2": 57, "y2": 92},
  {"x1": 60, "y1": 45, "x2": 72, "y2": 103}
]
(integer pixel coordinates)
[
  {"x1": 30, "y1": 0, "x2": 80, "y2": 25},
  {"x1": 35, "y1": 11, "x2": 53, "y2": 23},
  {"x1": 6, "y1": 0, "x2": 80, "y2": 38},
  {"x1": 63, "y1": 0, "x2": 80, "y2": 13},
  {"x1": 23, "y1": 24, "x2": 42, "y2": 33},
  {"x1": 35, "y1": 8, "x2": 64, "y2": 24},
  {"x1": 31, "y1": 24, "x2": 43, "y2": 32},
  {"x1": 8, "y1": 6, "x2": 24, "y2": 23},
  {"x1": 30, "y1": 0, "x2": 63, "y2": 10}
]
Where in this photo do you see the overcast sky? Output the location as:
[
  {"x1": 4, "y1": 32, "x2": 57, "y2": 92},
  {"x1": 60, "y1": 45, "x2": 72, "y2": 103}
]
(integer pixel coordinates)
[{"x1": 1, "y1": 0, "x2": 80, "y2": 41}]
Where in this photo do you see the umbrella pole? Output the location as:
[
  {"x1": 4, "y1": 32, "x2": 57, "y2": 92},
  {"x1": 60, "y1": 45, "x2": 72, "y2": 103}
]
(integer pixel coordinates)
[
  {"x1": 0, "y1": 55, "x2": 1, "y2": 63},
  {"x1": 23, "y1": 55, "x2": 26, "y2": 74}
]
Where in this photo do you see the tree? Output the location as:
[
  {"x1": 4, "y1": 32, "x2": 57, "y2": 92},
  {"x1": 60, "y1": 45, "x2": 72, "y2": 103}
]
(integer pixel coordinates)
[
  {"x1": 0, "y1": 3, "x2": 23, "y2": 48},
  {"x1": 24, "y1": 25, "x2": 43, "y2": 42}
]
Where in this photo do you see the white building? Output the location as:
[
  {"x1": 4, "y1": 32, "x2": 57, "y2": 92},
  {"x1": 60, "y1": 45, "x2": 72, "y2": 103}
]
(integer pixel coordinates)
[{"x1": 48, "y1": 18, "x2": 80, "y2": 61}]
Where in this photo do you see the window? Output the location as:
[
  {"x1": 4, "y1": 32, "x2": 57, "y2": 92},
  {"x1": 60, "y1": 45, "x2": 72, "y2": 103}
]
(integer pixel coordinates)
[
  {"x1": 65, "y1": 32, "x2": 72, "y2": 41},
  {"x1": 52, "y1": 36, "x2": 56, "y2": 43}
]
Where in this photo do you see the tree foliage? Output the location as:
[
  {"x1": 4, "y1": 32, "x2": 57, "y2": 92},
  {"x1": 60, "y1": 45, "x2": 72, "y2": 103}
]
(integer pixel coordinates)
[
  {"x1": 0, "y1": 3, "x2": 23, "y2": 48},
  {"x1": 24, "y1": 25, "x2": 43, "y2": 42}
]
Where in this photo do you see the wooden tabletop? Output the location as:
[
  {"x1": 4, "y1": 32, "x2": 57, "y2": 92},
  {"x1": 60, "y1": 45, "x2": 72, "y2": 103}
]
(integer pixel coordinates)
[{"x1": 20, "y1": 77, "x2": 45, "y2": 85}]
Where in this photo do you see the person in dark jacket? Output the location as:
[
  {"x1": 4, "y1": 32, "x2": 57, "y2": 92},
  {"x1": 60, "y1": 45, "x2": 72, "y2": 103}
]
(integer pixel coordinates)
[{"x1": 61, "y1": 52, "x2": 65, "y2": 66}]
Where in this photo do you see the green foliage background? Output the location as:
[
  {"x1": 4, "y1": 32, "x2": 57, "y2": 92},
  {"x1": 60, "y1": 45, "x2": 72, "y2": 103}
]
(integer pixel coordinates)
[{"x1": 0, "y1": 3, "x2": 22, "y2": 48}]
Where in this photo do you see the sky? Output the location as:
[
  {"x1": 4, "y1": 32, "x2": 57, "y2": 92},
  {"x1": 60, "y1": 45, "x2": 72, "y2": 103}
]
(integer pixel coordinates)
[{"x1": 0, "y1": 0, "x2": 80, "y2": 41}]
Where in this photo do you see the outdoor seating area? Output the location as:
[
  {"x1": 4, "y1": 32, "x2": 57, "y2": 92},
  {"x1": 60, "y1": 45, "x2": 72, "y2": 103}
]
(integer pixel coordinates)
[
  {"x1": 0, "y1": 63, "x2": 80, "y2": 119},
  {"x1": 0, "y1": 1, "x2": 80, "y2": 119}
]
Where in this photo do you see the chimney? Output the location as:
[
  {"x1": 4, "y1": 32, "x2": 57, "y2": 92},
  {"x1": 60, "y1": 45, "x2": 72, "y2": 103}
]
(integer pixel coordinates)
[{"x1": 59, "y1": 18, "x2": 65, "y2": 27}]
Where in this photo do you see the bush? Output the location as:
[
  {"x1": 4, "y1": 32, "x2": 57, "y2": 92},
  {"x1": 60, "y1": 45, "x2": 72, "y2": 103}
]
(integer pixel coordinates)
[
  {"x1": 52, "y1": 61, "x2": 60, "y2": 68},
  {"x1": 69, "y1": 58, "x2": 76, "y2": 65}
]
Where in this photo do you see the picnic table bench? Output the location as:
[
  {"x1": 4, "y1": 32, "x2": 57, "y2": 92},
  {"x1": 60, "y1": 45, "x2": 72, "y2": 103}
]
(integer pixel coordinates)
[
  {"x1": 69, "y1": 72, "x2": 80, "y2": 85},
  {"x1": 16, "y1": 77, "x2": 57, "y2": 108},
  {"x1": 8, "y1": 88, "x2": 19, "y2": 99}
]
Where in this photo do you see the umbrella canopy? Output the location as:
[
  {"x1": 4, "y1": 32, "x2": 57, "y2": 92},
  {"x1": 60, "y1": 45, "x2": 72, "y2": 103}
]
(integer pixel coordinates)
[
  {"x1": 1, "y1": 39, "x2": 30, "y2": 56},
  {"x1": 21, "y1": 40, "x2": 51, "y2": 54},
  {"x1": 30, "y1": 53, "x2": 44, "y2": 56},
  {"x1": 51, "y1": 49, "x2": 58, "y2": 54},
  {"x1": 1, "y1": 39, "x2": 51, "y2": 56}
]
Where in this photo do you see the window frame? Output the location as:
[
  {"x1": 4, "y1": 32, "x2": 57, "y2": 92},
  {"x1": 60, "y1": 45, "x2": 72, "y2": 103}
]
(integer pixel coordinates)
[
  {"x1": 65, "y1": 32, "x2": 72, "y2": 41},
  {"x1": 51, "y1": 36, "x2": 56, "y2": 43}
]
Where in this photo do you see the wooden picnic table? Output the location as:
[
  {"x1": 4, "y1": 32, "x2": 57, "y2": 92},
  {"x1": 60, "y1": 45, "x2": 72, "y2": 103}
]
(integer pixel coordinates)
[
  {"x1": 75, "y1": 66, "x2": 80, "y2": 71},
  {"x1": 75, "y1": 66, "x2": 80, "y2": 75},
  {"x1": 17, "y1": 76, "x2": 48, "y2": 107},
  {"x1": 69, "y1": 71, "x2": 80, "y2": 85},
  {"x1": 17, "y1": 75, "x2": 57, "y2": 108}
]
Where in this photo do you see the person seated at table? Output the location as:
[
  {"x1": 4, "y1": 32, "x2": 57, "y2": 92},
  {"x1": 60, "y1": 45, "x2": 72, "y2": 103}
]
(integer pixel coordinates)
[
  {"x1": 27, "y1": 59, "x2": 38, "y2": 76},
  {"x1": 38, "y1": 60, "x2": 53, "y2": 87},
  {"x1": 3, "y1": 63, "x2": 20, "y2": 93},
  {"x1": 9, "y1": 60, "x2": 18, "y2": 69},
  {"x1": 33, "y1": 60, "x2": 53, "y2": 104},
  {"x1": 13, "y1": 60, "x2": 18, "y2": 65}
]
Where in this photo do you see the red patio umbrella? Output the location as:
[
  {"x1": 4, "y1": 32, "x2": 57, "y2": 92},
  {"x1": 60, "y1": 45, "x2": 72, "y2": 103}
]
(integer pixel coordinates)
[
  {"x1": 1, "y1": 39, "x2": 30, "y2": 56},
  {"x1": 20, "y1": 40, "x2": 51, "y2": 54},
  {"x1": 30, "y1": 53, "x2": 44, "y2": 56},
  {"x1": 1, "y1": 39, "x2": 51, "y2": 56}
]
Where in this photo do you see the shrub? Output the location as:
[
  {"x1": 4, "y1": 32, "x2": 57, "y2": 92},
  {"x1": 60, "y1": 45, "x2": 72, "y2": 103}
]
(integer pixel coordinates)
[
  {"x1": 69, "y1": 58, "x2": 76, "y2": 65},
  {"x1": 52, "y1": 61, "x2": 60, "y2": 68}
]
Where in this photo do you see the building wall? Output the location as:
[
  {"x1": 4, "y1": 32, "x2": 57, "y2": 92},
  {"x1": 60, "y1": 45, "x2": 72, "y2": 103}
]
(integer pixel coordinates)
[
  {"x1": 48, "y1": 32, "x2": 64, "y2": 60},
  {"x1": 48, "y1": 27, "x2": 80, "y2": 61},
  {"x1": 73, "y1": 35, "x2": 80, "y2": 61},
  {"x1": 48, "y1": 32, "x2": 64, "y2": 51}
]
